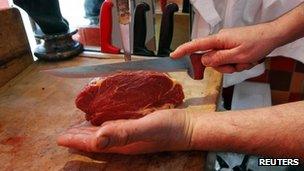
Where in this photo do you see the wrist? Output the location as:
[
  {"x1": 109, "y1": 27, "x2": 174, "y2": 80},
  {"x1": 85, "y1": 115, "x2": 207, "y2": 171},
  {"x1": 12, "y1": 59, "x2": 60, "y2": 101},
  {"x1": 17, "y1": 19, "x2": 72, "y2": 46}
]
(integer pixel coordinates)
[
  {"x1": 267, "y1": 21, "x2": 289, "y2": 48},
  {"x1": 259, "y1": 21, "x2": 286, "y2": 51},
  {"x1": 189, "y1": 112, "x2": 229, "y2": 151}
]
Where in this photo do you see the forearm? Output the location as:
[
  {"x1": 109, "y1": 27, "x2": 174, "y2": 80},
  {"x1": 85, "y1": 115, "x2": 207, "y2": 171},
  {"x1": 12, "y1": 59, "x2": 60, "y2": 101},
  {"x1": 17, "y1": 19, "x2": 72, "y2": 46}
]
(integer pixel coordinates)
[
  {"x1": 190, "y1": 101, "x2": 304, "y2": 159},
  {"x1": 270, "y1": 3, "x2": 304, "y2": 47}
]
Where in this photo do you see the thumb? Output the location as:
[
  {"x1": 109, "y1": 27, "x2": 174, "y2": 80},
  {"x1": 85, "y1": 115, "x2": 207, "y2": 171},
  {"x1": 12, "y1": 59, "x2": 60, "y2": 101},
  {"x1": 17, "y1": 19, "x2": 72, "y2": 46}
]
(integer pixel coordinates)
[
  {"x1": 95, "y1": 117, "x2": 160, "y2": 149},
  {"x1": 95, "y1": 120, "x2": 139, "y2": 149}
]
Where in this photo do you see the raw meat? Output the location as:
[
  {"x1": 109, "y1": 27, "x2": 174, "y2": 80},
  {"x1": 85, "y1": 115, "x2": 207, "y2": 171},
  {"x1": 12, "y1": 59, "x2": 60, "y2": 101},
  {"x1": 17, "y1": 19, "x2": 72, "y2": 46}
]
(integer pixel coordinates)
[{"x1": 75, "y1": 71, "x2": 185, "y2": 126}]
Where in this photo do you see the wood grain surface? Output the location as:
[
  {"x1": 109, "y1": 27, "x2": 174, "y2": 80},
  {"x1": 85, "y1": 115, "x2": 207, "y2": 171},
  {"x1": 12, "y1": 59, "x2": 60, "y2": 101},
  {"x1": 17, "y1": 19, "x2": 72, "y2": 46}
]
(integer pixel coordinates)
[
  {"x1": 0, "y1": 8, "x2": 33, "y2": 87},
  {"x1": 0, "y1": 56, "x2": 222, "y2": 171},
  {"x1": 0, "y1": 7, "x2": 223, "y2": 171}
]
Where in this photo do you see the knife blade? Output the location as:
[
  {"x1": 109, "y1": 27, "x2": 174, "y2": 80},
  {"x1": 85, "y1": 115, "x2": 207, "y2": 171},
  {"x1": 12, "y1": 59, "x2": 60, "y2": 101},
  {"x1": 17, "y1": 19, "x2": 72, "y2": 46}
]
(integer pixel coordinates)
[
  {"x1": 116, "y1": 0, "x2": 131, "y2": 61},
  {"x1": 42, "y1": 54, "x2": 206, "y2": 80}
]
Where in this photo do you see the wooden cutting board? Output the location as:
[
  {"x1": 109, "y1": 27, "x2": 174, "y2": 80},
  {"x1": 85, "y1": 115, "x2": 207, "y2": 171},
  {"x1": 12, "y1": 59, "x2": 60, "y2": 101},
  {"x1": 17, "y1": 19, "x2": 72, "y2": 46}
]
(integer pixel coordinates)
[{"x1": 0, "y1": 8, "x2": 222, "y2": 171}]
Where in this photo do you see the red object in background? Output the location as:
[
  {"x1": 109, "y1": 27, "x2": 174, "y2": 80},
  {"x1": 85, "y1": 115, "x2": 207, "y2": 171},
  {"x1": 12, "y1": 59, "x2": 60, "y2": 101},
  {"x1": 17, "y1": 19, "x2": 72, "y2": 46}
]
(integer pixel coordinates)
[
  {"x1": 77, "y1": 27, "x2": 100, "y2": 46},
  {"x1": 160, "y1": 0, "x2": 167, "y2": 12},
  {"x1": 74, "y1": 0, "x2": 121, "y2": 52},
  {"x1": 0, "y1": 0, "x2": 9, "y2": 9},
  {"x1": 99, "y1": 0, "x2": 120, "y2": 54}
]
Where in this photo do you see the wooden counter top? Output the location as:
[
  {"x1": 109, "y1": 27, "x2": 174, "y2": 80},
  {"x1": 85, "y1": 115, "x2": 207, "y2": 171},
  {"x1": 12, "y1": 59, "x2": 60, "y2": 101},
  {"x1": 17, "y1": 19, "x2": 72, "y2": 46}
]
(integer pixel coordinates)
[
  {"x1": 0, "y1": 54, "x2": 222, "y2": 171},
  {"x1": 0, "y1": 8, "x2": 222, "y2": 171}
]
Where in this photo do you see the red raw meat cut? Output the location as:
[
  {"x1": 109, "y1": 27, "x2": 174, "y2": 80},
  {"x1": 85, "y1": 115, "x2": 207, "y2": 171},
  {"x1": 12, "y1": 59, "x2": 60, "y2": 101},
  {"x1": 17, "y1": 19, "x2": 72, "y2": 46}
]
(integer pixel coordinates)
[{"x1": 75, "y1": 71, "x2": 185, "y2": 126}]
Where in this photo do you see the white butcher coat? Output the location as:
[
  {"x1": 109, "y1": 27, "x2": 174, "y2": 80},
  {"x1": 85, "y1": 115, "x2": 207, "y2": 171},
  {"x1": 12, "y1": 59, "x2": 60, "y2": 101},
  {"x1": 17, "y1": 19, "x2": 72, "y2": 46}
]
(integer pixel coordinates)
[{"x1": 190, "y1": 0, "x2": 304, "y2": 87}]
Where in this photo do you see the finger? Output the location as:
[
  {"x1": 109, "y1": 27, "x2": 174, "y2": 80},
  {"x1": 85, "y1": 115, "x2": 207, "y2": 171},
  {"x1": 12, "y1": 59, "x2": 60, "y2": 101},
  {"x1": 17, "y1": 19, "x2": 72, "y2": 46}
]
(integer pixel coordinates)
[
  {"x1": 95, "y1": 120, "x2": 150, "y2": 149},
  {"x1": 95, "y1": 113, "x2": 170, "y2": 150},
  {"x1": 65, "y1": 126, "x2": 97, "y2": 135},
  {"x1": 170, "y1": 36, "x2": 218, "y2": 59},
  {"x1": 235, "y1": 63, "x2": 254, "y2": 72},
  {"x1": 65, "y1": 122, "x2": 99, "y2": 134},
  {"x1": 213, "y1": 65, "x2": 237, "y2": 74},
  {"x1": 201, "y1": 49, "x2": 240, "y2": 67},
  {"x1": 101, "y1": 119, "x2": 129, "y2": 127},
  {"x1": 57, "y1": 122, "x2": 100, "y2": 152},
  {"x1": 57, "y1": 132, "x2": 96, "y2": 152},
  {"x1": 56, "y1": 113, "x2": 164, "y2": 152},
  {"x1": 100, "y1": 141, "x2": 164, "y2": 154}
]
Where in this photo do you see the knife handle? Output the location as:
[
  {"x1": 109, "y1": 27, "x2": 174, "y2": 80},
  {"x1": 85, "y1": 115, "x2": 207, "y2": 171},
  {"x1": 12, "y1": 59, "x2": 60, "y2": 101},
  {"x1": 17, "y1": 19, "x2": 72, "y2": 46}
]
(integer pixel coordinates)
[
  {"x1": 189, "y1": 54, "x2": 265, "y2": 80},
  {"x1": 133, "y1": 2, "x2": 155, "y2": 56},
  {"x1": 157, "y1": 3, "x2": 179, "y2": 57},
  {"x1": 190, "y1": 53, "x2": 206, "y2": 80},
  {"x1": 160, "y1": 0, "x2": 167, "y2": 13},
  {"x1": 100, "y1": 1, "x2": 120, "y2": 54},
  {"x1": 182, "y1": 0, "x2": 190, "y2": 13}
]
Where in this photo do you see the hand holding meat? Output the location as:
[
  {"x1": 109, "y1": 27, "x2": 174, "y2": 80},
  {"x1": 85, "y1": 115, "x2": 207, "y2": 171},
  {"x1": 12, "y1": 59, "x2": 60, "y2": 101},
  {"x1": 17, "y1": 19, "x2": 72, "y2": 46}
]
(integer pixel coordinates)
[
  {"x1": 57, "y1": 109, "x2": 194, "y2": 154},
  {"x1": 57, "y1": 71, "x2": 187, "y2": 154}
]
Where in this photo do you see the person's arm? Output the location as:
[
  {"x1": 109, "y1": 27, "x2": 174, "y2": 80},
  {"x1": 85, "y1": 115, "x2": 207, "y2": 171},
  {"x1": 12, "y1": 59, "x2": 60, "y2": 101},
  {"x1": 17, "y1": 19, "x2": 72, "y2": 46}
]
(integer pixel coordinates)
[
  {"x1": 271, "y1": 2, "x2": 304, "y2": 46},
  {"x1": 170, "y1": 3, "x2": 304, "y2": 73},
  {"x1": 57, "y1": 101, "x2": 304, "y2": 160},
  {"x1": 191, "y1": 101, "x2": 304, "y2": 160}
]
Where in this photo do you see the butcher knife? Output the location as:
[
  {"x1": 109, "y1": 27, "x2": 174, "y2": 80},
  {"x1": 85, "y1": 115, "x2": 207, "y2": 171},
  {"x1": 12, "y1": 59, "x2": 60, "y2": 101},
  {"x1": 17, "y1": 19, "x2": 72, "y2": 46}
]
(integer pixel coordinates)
[
  {"x1": 182, "y1": 0, "x2": 190, "y2": 13},
  {"x1": 43, "y1": 53, "x2": 206, "y2": 80},
  {"x1": 100, "y1": 1, "x2": 121, "y2": 54},
  {"x1": 157, "y1": 3, "x2": 179, "y2": 57},
  {"x1": 133, "y1": 2, "x2": 155, "y2": 56},
  {"x1": 116, "y1": 0, "x2": 131, "y2": 61}
]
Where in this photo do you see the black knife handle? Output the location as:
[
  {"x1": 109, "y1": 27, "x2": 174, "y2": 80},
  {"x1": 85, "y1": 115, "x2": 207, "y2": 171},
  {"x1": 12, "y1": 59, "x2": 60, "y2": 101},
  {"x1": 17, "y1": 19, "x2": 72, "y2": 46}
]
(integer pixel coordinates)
[
  {"x1": 182, "y1": 0, "x2": 190, "y2": 13},
  {"x1": 133, "y1": 2, "x2": 155, "y2": 56},
  {"x1": 157, "y1": 3, "x2": 179, "y2": 57}
]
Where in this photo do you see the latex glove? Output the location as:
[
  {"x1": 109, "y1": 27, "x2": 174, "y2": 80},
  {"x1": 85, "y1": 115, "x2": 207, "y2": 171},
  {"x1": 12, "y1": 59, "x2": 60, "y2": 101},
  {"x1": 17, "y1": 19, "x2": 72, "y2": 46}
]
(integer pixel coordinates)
[
  {"x1": 57, "y1": 109, "x2": 195, "y2": 154},
  {"x1": 170, "y1": 23, "x2": 279, "y2": 73}
]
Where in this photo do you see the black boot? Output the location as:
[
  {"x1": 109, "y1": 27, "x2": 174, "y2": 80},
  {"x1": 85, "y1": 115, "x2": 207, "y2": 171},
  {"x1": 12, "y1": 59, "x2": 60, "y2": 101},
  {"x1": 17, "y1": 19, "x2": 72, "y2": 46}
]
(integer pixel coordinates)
[{"x1": 13, "y1": 0, "x2": 69, "y2": 34}]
